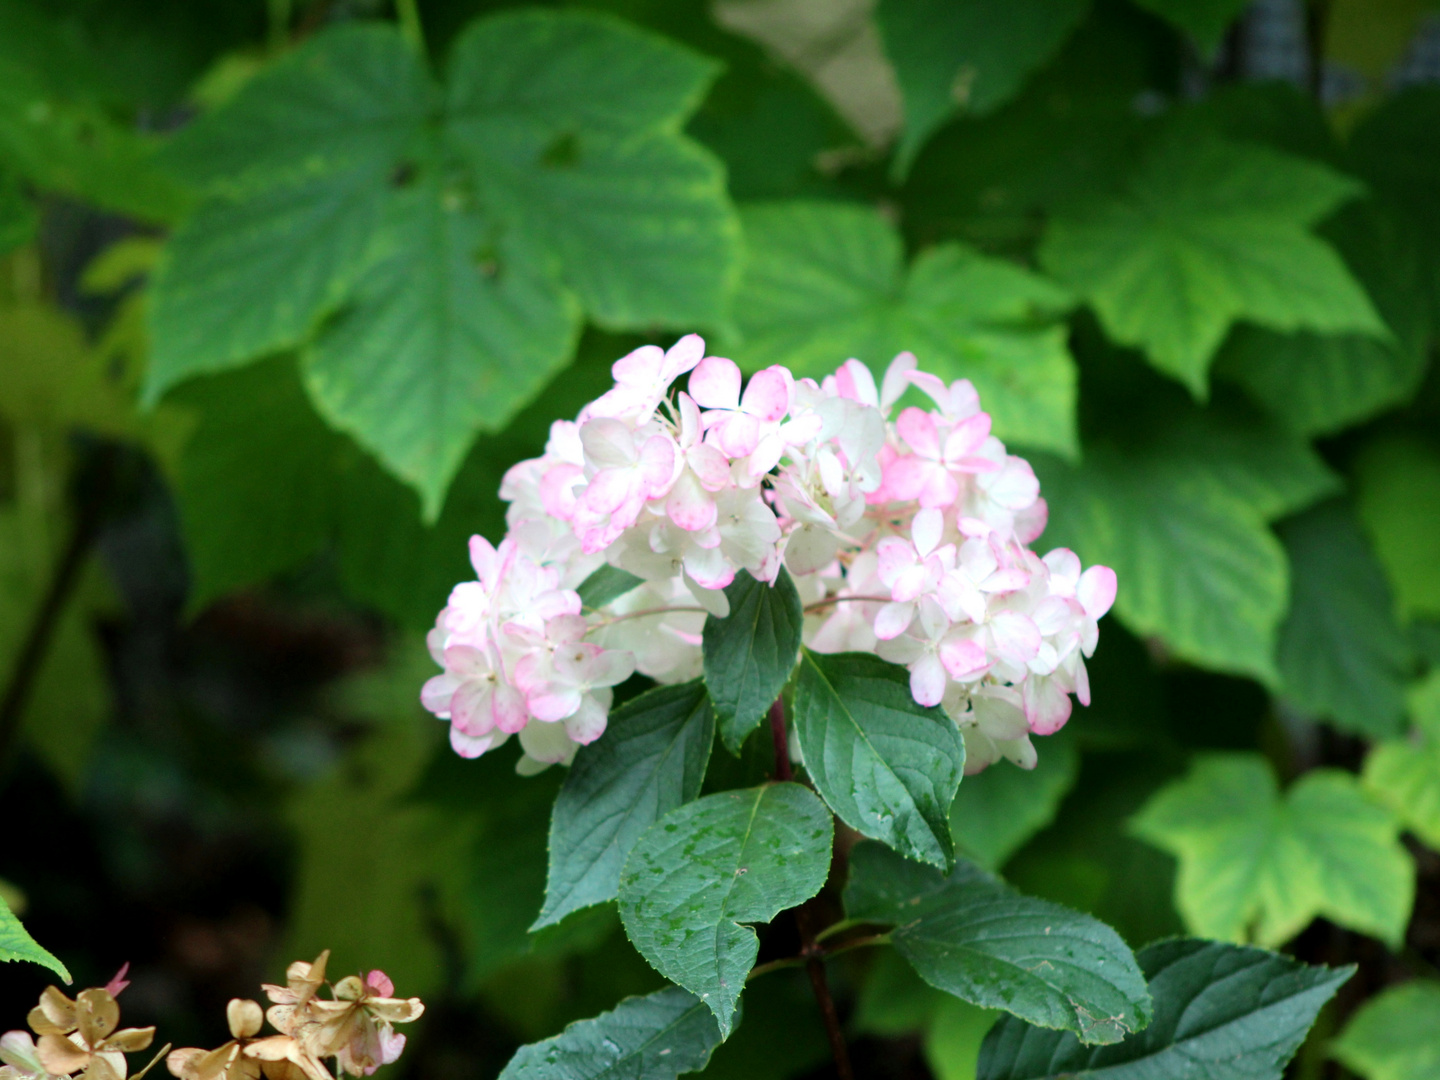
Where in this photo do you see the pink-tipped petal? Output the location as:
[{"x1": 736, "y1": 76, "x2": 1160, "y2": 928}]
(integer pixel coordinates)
[
  {"x1": 896, "y1": 408, "x2": 940, "y2": 458},
  {"x1": 688, "y1": 356, "x2": 742, "y2": 408},
  {"x1": 1077, "y1": 565, "x2": 1118, "y2": 619},
  {"x1": 909, "y1": 654, "x2": 947, "y2": 707},
  {"x1": 741, "y1": 367, "x2": 791, "y2": 422}
]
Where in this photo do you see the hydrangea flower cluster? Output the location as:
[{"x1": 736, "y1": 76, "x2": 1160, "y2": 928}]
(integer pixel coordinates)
[{"x1": 422, "y1": 336, "x2": 1116, "y2": 775}]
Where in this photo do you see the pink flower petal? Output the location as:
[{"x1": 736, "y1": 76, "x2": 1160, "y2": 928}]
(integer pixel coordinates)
[
  {"x1": 874, "y1": 601, "x2": 915, "y2": 640},
  {"x1": 741, "y1": 367, "x2": 791, "y2": 422},
  {"x1": 910, "y1": 654, "x2": 947, "y2": 707},
  {"x1": 667, "y1": 472, "x2": 718, "y2": 532},
  {"x1": 1077, "y1": 565, "x2": 1117, "y2": 619},
  {"x1": 912, "y1": 507, "x2": 943, "y2": 558},
  {"x1": 939, "y1": 636, "x2": 988, "y2": 679},
  {"x1": 528, "y1": 686, "x2": 584, "y2": 722},
  {"x1": 365, "y1": 971, "x2": 395, "y2": 997},
  {"x1": 688, "y1": 356, "x2": 742, "y2": 409},
  {"x1": 449, "y1": 727, "x2": 495, "y2": 758},
  {"x1": 835, "y1": 359, "x2": 878, "y2": 406},
  {"x1": 943, "y1": 412, "x2": 992, "y2": 461},
  {"x1": 896, "y1": 408, "x2": 940, "y2": 458}
]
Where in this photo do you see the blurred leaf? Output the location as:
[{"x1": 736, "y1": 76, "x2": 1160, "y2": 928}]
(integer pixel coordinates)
[
  {"x1": 1354, "y1": 435, "x2": 1440, "y2": 619},
  {"x1": 576, "y1": 565, "x2": 645, "y2": 610},
  {"x1": 0, "y1": 170, "x2": 35, "y2": 255},
  {"x1": 1127, "y1": 0, "x2": 1250, "y2": 52},
  {"x1": 695, "y1": 968, "x2": 829, "y2": 1078},
  {"x1": 949, "y1": 731, "x2": 1079, "y2": 870},
  {"x1": 703, "y1": 568, "x2": 803, "y2": 754},
  {"x1": 151, "y1": 12, "x2": 736, "y2": 514},
  {"x1": 976, "y1": 939, "x2": 1351, "y2": 1080},
  {"x1": 1277, "y1": 500, "x2": 1412, "y2": 738},
  {"x1": 283, "y1": 648, "x2": 471, "y2": 999},
  {"x1": 730, "y1": 201, "x2": 1078, "y2": 456},
  {"x1": 1216, "y1": 201, "x2": 1432, "y2": 436},
  {"x1": 617, "y1": 783, "x2": 832, "y2": 1037},
  {"x1": 1041, "y1": 134, "x2": 1384, "y2": 395},
  {"x1": 844, "y1": 842, "x2": 1151, "y2": 1045},
  {"x1": 1361, "y1": 672, "x2": 1440, "y2": 850},
  {"x1": 925, "y1": 997, "x2": 999, "y2": 1080},
  {"x1": 1326, "y1": 0, "x2": 1433, "y2": 81},
  {"x1": 793, "y1": 650, "x2": 963, "y2": 870},
  {"x1": 1131, "y1": 753, "x2": 1414, "y2": 947},
  {"x1": 851, "y1": 948, "x2": 945, "y2": 1037},
  {"x1": 0, "y1": 892, "x2": 69, "y2": 982},
  {"x1": 536, "y1": 681, "x2": 715, "y2": 929},
  {"x1": 1331, "y1": 979, "x2": 1440, "y2": 1080},
  {"x1": 498, "y1": 985, "x2": 723, "y2": 1080},
  {"x1": 877, "y1": 0, "x2": 1089, "y2": 179}
]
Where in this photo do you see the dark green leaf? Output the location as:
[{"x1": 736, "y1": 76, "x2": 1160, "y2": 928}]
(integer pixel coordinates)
[
  {"x1": 1127, "y1": 0, "x2": 1250, "y2": 52},
  {"x1": 1216, "y1": 202, "x2": 1431, "y2": 436},
  {"x1": 578, "y1": 565, "x2": 647, "y2": 610},
  {"x1": 498, "y1": 985, "x2": 722, "y2": 1080},
  {"x1": 792, "y1": 650, "x2": 963, "y2": 869},
  {"x1": 977, "y1": 939, "x2": 1351, "y2": 1080},
  {"x1": 618, "y1": 783, "x2": 832, "y2": 1037},
  {"x1": 0, "y1": 894, "x2": 70, "y2": 982},
  {"x1": 1354, "y1": 435, "x2": 1440, "y2": 620},
  {"x1": 729, "y1": 201, "x2": 1078, "y2": 456},
  {"x1": 844, "y1": 842, "x2": 1151, "y2": 1046},
  {"x1": 536, "y1": 681, "x2": 715, "y2": 930},
  {"x1": 702, "y1": 568, "x2": 803, "y2": 753},
  {"x1": 877, "y1": 0, "x2": 1089, "y2": 179},
  {"x1": 1130, "y1": 753, "x2": 1414, "y2": 947},
  {"x1": 1277, "y1": 500, "x2": 1412, "y2": 738},
  {"x1": 1041, "y1": 133, "x2": 1384, "y2": 394}
]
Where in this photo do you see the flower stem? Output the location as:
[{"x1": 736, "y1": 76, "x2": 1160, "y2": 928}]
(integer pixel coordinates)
[
  {"x1": 769, "y1": 697, "x2": 853, "y2": 1080},
  {"x1": 802, "y1": 595, "x2": 891, "y2": 613}
]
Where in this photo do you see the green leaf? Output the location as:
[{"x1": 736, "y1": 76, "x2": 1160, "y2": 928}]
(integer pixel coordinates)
[
  {"x1": 1362, "y1": 678, "x2": 1440, "y2": 850},
  {"x1": 147, "y1": 24, "x2": 434, "y2": 394},
  {"x1": 0, "y1": 168, "x2": 35, "y2": 254},
  {"x1": 536, "y1": 681, "x2": 715, "y2": 930},
  {"x1": 1215, "y1": 202, "x2": 1432, "y2": 436},
  {"x1": 1331, "y1": 979, "x2": 1440, "y2": 1080},
  {"x1": 1354, "y1": 435, "x2": 1440, "y2": 620},
  {"x1": 1130, "y1": 753, "x2": 1414, "y2": 947},
  {"x1": 617, "y1": 782, "x2": 833, "y2": 1037},
  {"x1": 446, "y1": 11, "x2": 734, "y2": 329},
  {"x1": 0, "y1": 893, "x2": 70, "y2": 982},
  {"x1": 1276, "y1": 500, "x2": 1412, "y2": 738},
  {"x1": 1127, "y1": 0, "x2": 1251, "y2": 52},
  {"x1": 149, "y1": 12, "x2": 736, "y2": 512},
  {"x1": 498, "y1": 985, "x2": 722, "y2": 1080},
  {"x1": 729, "y1": 201, "x2": 1078, "y2": 457},
  {"x1": 926, "y1": 998, "x2": 1001, "y2": 1080},
  {"x1": 877, "y1": 0, "x2": 1089, "y2": 179},
  {"x1": 1040, "y1": 133, "x2": 1384, "y2": 395},
  {"x1": 844, "y1": 842, "x2": 1151, "y2": 1046},
  {"x1": 702, "y1": 568, "x2": 803, "y2": 754},
  {"x1": 1034, "y1": 447, "x2": 1288, "y2": 684},
  {"x1": 792, "y1": 650, "x2": 964, "y2": 869},
  {"x1": 976, "y1": 939, "x2": 1351, "y2": 1080},
  {"x1": 949, "y1": 732, "x2": 1079, "y2": 870},
  {"x1": 577, "y1": 564, "x2": 646, "y2": 610},
  {"x1": 301, "y1": 170, "x2": 581, "y2": 516}
]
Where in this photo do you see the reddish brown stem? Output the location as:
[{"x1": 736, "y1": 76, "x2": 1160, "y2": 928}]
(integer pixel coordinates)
[{"x1": 768, "y1": 697, "x2": 853, "y2": 1080}]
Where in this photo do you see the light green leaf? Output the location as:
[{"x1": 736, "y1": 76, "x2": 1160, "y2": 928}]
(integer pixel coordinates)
[
  {"x1": 1127, "y1": 0, "x2": 1251, "y2": 52},
  {"x1": 0, "y1": 893, "x2": 69, "y2": 982},
  {"x1": 925, "y1": 998, "x2": 1000, "y2": 1080},
  {"x1": 301, "y1": 171, "x2": 581, "y2": 516},
  {"x1": 1277, "y1": 500, "x2": 1412, "y2": 738},
  {"x1": 498, "y1": 985, "x2": 722, "y2": 1080},
  {"x1": 536, "y1": 681, "x2": 715, "y2": 930},
  {"x1": 977, "y1": 939, "x2": 1351, "y2": 1080},
  {"x1": 702, "y1": 568, "x2": 803, "y2": 754},
  {"x1": 149, "y1": 12, "x2": 736, "y2": 512},
  {"x1": 792, "y1": 650, "x2": 963, "y2": 870},
  {"x1": 1331, "y1": 979, "x2": 1440, "y2": 1080},
  {"x1": 1130, "y1": 753, "x2": 1414, "y2": 947},
  {"x1": 1363, "y1": 739, "x2": 1440, "y2": 851},
  {"x1": 1216, "y1": 202, "x2": 1432, "y2": 436},
  {"x1": 1035, "y1": 447, "x2": 1288, "y2": 684},
  {"x1": 949, "y1": 732, "x2": 1079, "y2": 870},
  {"x1": 617, "y1": 783, "x2": 832, "y2": 1037},
  {"x1": 844, "y1": 842, "x2": 1151, "y2": 1046},
  {"x1": 1041, "y1": 134, "x2": 1384, "y2": 395},
  {"x1": 730, "y1": 201, "x2": 1078, "y2": 457},
  {"x1": 1354, "y1": 435, "x2": 1440, "y2": 619},
  {"x1": 577, "y1": 565, "x2": 646, "y2": 610},
  {"x1": 877, "y1": 0, "x2": 1089, "y2": 179}
]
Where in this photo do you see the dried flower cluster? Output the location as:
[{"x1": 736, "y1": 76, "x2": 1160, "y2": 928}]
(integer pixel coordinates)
[
  {"x1": 422, "y1": 338, "x2": 1116, "y2": 774},
  {"x1": 0, "y1": 954, "x2": 420, "y2": 1080}
]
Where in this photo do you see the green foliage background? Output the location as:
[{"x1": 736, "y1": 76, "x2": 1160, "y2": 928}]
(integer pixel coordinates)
[{"x1": 2, "y1": 0, "x2": 1440, "y2": 1077}]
